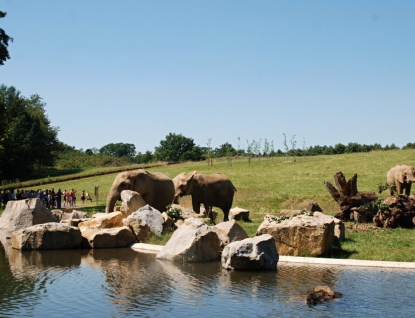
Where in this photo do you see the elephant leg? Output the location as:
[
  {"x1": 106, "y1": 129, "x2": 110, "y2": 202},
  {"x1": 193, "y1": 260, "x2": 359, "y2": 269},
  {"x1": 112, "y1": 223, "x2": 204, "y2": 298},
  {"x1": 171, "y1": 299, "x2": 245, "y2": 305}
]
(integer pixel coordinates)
[
  {"x1": 203, "y1": 204, "x2": 216, "y2": 225},
  {"x1": 192, "y1": 199, "x2": 201, "y2": 214},
  {"x1": 222, "y1": 209, "x2": 229, "y2": 222},
  {"x1": 396, "y1": 182, "x2": 403, "y2": 195},
  {"x1": 405, "y1": 183, "x2": 412, "y2": 196},
  {"x1": 389, "y1": 185, "x2": 394, "y2": 196}
]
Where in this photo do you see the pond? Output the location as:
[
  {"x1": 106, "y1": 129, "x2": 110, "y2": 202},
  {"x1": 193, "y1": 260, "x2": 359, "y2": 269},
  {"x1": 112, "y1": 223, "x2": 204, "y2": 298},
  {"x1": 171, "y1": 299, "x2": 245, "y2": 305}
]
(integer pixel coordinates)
[{"x1": 1, "y1": 236, "x2": 414, "y2": 317}]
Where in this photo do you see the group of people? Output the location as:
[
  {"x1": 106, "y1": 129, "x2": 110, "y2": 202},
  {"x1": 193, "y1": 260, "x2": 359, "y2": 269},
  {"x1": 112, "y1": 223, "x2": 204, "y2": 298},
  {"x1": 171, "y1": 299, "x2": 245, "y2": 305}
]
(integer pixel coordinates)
[{"x1": 1, "y1": 188, "x2": 88, "y2": 209}]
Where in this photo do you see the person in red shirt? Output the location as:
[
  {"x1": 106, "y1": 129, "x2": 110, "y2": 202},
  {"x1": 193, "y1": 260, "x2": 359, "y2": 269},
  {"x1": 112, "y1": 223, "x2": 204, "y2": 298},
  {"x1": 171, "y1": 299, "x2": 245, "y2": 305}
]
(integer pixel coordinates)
[
  {"x1": 71, "y1": 189, "x2": 76, "y2": 207},
  {"x1": 65, "y1": 190, "x2": 71, "y2": 207}
]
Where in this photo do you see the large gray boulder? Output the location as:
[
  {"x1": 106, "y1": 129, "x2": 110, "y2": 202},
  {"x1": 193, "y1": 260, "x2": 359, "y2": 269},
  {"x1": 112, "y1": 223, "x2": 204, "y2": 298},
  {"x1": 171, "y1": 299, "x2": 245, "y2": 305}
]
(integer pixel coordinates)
[
  {"x1": 80, "y1": 226, "x2": 137, "y2": 249},
  {"x1": 0, "y1": 199, "x2": 57, "y2": 232},
  {"x1": 123, "y1": 205, "x2": 164, "y2": 237},
  {"x1": 11, "y1": 223, "x2": 82, "y2": 250},
  {"x1": 256, "y1": 212, "x2": 335, "y2": 256},
  {"x1": 212, "y1": 220, "x2": 249, "y2": 249},
  {"x1": 156, "y1": 218, "x2": 220, "y2": 262},
  {"x1": 221, "y1": 234, "x2": 279, "y2": 270}
]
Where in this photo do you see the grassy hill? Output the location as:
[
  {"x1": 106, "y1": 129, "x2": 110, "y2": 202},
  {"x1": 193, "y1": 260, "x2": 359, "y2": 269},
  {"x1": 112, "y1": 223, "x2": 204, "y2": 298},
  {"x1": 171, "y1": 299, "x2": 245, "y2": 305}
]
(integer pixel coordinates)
[{"x1": 2, "y1": 149, "x2": 415, "y2": 261}]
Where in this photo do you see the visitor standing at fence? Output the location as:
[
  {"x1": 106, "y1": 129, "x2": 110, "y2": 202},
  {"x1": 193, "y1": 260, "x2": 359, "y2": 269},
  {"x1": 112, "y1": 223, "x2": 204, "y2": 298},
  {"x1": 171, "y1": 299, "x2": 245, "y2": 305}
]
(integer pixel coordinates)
[{"x1": 71, "y1": 189, "x2": 76, "y2": 207}]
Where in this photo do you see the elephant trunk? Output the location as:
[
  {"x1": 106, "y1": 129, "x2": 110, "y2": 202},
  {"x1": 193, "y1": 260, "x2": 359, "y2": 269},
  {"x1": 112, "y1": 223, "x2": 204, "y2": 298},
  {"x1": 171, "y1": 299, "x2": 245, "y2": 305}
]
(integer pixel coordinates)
[
  {"x1": 173, "y1": 194, "x2": 180, "y2": 205},
  {"x1": 106, "y1": 189, "x2": 120, "y2": 213}
]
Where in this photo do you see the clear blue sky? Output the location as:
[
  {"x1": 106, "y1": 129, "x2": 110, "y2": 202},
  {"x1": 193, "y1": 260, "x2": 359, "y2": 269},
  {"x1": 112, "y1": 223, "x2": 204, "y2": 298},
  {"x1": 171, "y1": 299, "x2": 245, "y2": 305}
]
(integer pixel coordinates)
[{"x1": 1, "y1": 0, "x2": 414, "y2": 153}]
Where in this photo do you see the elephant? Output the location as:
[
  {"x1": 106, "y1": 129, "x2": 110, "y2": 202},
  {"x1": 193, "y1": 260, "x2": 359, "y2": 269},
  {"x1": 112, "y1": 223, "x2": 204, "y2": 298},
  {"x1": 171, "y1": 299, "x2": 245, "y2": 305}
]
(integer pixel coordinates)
[
  {"x1": 173, "y1": 171, "x2": 237, "y2": 222},
  {"x1": 386, "y1": 165, "x2": 415, "y2": 196},
  {"x1": 105, "y1": 169, "x2": 175, "y2": 213}
]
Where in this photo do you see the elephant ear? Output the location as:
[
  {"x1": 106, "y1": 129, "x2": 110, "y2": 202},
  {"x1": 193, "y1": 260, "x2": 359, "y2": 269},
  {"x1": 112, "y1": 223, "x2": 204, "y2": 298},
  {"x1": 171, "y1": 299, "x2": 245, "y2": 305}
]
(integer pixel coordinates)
[
  {"x1": 188, "y1": 170, "x2": 198, "y2": 179},
  {"x1": 186, "y1": 171, "x2": 197, "y2": 192},
  {"x1": 396, "y1": 168, "x2": 405, "y2": 183}
]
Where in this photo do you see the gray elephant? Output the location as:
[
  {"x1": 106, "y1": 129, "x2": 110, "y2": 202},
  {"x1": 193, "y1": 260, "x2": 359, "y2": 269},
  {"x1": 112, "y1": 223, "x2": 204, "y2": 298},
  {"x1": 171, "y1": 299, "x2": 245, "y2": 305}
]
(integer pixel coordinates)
[
  {"x1": 106, "y1": 169, "x2": 174, "y2": 213},
  {"x1": 386, "y1": 165, "x2": 415, "y2": 196},
  {"x1": 173, "y1": 171, "x2": 237, "y2": 222}
]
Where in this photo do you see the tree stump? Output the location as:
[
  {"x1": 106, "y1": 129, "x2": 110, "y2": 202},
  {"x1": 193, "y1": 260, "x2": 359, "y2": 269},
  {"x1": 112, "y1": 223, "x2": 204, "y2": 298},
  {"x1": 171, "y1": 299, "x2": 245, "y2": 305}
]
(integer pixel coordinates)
[
  {"x1": 373, "y1": 195, "x2": 415, "y2": 228},
  {"x1": 324, "y1": 172, "x2": 378, "y2": 222}
]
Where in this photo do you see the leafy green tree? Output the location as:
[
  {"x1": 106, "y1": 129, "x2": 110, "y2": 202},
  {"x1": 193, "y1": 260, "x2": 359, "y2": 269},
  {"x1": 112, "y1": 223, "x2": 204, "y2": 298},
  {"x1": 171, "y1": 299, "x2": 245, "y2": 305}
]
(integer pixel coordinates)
[
  {"x1": 99, "y1": 142, "x2": 136, "y2": 157},
  {"x1": 213, "y1": 142, "x2": 236, "y2": 158},
  {"x1": 323, "y1": 146, "x2": 335, "y2": 155},
  {"x1": 0, "y1": 8, "x2": 12, "y2": 65},
  {"x1": 403, "y1": 142, "x2": 415, "y2": 150},
  {"x1": 345, "y1": 142, "x2": 361, "y2": 153},
  {"x1": 134, "y1": 150, "x2": 154, "y2": 163},
  {"x1": 334, "y1": 143, "x2": 346, "y2": 154},
  {"x1": 84, "y1": 147, "x2": 99, "y2": 155},
  {"x1": 0, "y1": 85, "x2": 59, "y2": 180},
  {"x1": 154, "y1": 133, "x2": 203, "y2": 162}
]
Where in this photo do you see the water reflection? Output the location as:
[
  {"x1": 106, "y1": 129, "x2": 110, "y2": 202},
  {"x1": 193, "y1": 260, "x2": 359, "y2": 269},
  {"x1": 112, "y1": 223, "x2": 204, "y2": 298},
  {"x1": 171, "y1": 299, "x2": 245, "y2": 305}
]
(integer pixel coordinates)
[{"x1": 1, "y1": 235, "x2": 415, "y2": 317}]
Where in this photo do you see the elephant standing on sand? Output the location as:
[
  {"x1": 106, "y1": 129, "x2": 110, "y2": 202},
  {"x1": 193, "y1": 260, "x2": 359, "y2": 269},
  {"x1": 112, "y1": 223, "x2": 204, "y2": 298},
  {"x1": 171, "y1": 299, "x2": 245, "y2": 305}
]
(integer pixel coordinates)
[
  {"x1": 106, "y1": 169, "x2": 174, "y2": 213},
  {"x1": 173, "y1": 171, "x2": 237, "y2": 222},
  {"x1": 386, "y1": 165, "x2": 415, "y2": 196}
]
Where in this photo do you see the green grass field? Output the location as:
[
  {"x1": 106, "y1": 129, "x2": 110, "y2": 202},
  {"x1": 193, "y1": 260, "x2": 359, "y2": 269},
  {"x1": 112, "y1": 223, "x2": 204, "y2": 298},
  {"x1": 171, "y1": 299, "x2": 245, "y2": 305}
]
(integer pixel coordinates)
[{"x1": 2, "y1": 149, "x2": 415, "y2": 261}]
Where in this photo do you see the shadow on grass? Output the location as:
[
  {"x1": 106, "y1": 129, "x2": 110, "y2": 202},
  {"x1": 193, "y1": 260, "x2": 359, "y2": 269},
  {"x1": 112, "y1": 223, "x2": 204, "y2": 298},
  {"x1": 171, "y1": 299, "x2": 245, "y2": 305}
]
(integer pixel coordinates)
[
  {"x1": 31, "y1": 168, "x2": 84, "y2": 180},
  {"x1": 329, "y1": 238, "x2": 358, "y2": 259}
]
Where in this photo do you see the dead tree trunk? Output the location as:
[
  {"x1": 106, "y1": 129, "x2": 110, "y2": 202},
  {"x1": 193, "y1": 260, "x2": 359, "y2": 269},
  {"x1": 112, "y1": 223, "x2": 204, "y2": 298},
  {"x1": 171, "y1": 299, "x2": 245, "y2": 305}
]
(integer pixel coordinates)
[{"x1": 324, "y1": 172, "x2": 378, "y2": 222}]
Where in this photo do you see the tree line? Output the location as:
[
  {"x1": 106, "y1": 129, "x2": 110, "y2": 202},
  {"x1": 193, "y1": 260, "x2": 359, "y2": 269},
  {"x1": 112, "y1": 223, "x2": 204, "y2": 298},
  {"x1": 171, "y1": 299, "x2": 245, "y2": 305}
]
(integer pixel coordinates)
[
  {"x1": 1, "y1": 84, "x2": 415, "y2": 183},
  {"x1": 87, "y1": 133, "x2": 413, "y2": 164}
]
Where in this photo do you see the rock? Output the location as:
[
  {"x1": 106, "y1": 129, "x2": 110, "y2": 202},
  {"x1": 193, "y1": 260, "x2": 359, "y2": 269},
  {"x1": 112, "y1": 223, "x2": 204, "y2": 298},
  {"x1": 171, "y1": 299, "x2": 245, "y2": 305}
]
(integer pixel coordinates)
[
  {"x1": 120, "y1": 190, "x2": 147, "y2": 217},
  {"x1": 173, "y1": 204, "x2": 217, "y2": 222},
  {"x1": 279, "y1": 210, "x2": 303, "y2": 217},
  {"x1": 123, "y1": 218, "x2": 152, "y2": 243},
  {"x1": 123, "y1": 205, "x2": 164, "y2": 237},
  {"x1": 0, "y1": 199, "x2": 57, "y2": 232},
  {"x1": 305, "y1": 201, "x2": 323, "y2": 212},
  {"x1": 62, "y1": 210, "x2": 88, "y2": 221},
  {"x1": 80, "y1": 226, "x2": 136, "y2": 249},
  {"x1": 306, "y1": 286, "x2": 342, "y2": 306},
  {"x1": 78, "y1": 212, "x2": 124, "y2": 229},
  {"x1": 256, "y1": 212, "x2": 335, "y2": 256},
  {"x1": 11, "y1": 223, "x2": 82, "y2": 250},
  {"x1": 52, "y1": 210, "x2": 88, "y2": 222},
  {"x1": 91, "y1": 212, "x2": 107, "y2": 218},
  {"x1": 60, "y1": 219, "x2": 90, "y2": 227},
  {"x1": 221, "y1": 234, "x2": 279, "y2": 270},
  {"x1": 374, "y1": 195, "x2": 415, "y2": 228},
  {"x1": 171, "y1": 204, "x2": 194, "y2": 218},
  {"x1": 229, "y1": 207, "x2": 250, "y2": 221},
  {"x1": 156, "y1": 218, "x2": 220, "y2": 262},
  {"x1": 334, "y1": 217, "x2": 345, "y2": 241},
  {"x1": 51, "y1": 209, "x2": 64, "y2": 221},
  {"x1": 212, "y1": 220, "x2": 249, "y2": 249},
  {"x1": 161, "y1": 212, "x2": 175, "y2": 231},
  {"x1": 200, "y1": 206, "x2": 218, "y2": 222}
]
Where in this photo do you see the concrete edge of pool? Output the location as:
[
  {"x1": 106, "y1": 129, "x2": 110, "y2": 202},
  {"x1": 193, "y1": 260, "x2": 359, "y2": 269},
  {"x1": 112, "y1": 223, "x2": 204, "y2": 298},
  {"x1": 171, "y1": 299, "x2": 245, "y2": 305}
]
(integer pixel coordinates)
[{"x1": 130, "y1": 243, "x2": 415, "y2": 269}]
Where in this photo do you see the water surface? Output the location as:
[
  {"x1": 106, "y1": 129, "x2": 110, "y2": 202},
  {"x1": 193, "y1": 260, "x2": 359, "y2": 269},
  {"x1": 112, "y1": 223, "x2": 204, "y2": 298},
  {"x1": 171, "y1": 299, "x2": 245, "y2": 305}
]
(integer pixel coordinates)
[{"x1": 1, "y1": 236, "x2": 413, "y2": 317}]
